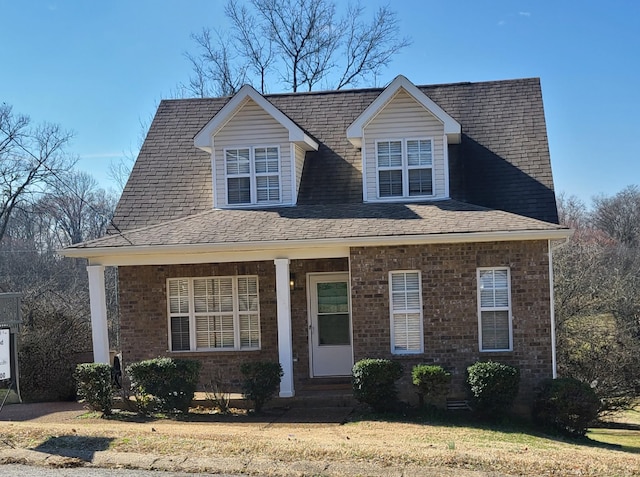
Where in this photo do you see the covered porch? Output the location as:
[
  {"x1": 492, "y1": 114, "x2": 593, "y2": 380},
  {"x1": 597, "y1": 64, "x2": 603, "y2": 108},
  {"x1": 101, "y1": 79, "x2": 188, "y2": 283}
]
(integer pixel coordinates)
[{"x1": 81, "y1": 242, "x2": 354, "y2": 399}]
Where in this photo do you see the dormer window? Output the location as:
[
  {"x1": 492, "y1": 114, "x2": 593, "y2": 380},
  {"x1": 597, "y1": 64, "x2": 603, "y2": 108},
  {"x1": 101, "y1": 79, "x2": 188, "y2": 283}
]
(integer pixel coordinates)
[
  {"x1": 376, "y1": 138, "x2": 433, "y2": 198},
  {"x1": 226, "y1": 146, "x2": 281, "y2": 205}
]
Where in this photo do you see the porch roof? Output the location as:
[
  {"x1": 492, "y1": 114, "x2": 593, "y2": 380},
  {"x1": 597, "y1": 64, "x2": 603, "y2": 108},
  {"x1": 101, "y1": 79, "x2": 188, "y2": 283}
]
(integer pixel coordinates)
[{"x1": 64, "y1": 200, "x2": 568, "y2": 254}]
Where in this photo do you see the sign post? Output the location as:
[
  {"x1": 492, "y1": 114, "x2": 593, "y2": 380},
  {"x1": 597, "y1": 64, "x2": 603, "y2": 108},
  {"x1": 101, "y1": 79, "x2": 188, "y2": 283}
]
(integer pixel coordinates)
[
  {"x1": 0, "y1": 293, "x2": 22, "y2": 405},
  {"x1": 0, "y1": 328, "x2": 9, "y2": 381}
]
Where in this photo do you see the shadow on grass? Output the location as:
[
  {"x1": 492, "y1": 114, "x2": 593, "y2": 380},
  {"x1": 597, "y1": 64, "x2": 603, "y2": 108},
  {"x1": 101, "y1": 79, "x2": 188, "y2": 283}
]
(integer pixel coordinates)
[
  {"x1": 348, "y1": 406, "x2": 639, "y2": 455},
  {"x1": 33, "y1": 435, "x2": 114, "y2": 462},
  {"x1": 593, "y1": 420, "x2": 640, "y2": 431},
  {"x1": 103, "y1": 407, "x2": 284, "y2": 423},
  {"x1": 103, "y1": 405, "x2": 352, "y2": 425}
]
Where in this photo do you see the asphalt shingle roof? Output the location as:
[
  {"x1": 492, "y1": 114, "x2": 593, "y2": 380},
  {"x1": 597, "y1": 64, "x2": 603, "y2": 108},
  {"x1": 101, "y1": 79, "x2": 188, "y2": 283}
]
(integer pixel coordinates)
[
  {"x1": 104, "y1": 77, "x2": 560, "y2": 247},
  {"x1": 74, "y1": 200, "x2": 564, "y2": 250}
]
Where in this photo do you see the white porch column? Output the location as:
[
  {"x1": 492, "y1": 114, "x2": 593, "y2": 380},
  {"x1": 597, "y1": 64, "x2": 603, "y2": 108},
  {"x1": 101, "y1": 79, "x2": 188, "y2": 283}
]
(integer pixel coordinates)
[
  {"x1": 87, "y1": 265, "x2": 110, "y2": 364},
  {"x1": 274, "y1": 258, "x2": 294, "y2": 397}
]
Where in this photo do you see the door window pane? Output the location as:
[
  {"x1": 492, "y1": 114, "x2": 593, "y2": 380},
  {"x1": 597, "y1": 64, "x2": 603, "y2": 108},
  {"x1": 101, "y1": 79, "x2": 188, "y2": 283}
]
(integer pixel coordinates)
[
  {"x1": 317, "y1": 282, "x2": 349, "y2": 313},
  {"x1": 318, "y1": 313, "x2": 350, "y2": 346}
]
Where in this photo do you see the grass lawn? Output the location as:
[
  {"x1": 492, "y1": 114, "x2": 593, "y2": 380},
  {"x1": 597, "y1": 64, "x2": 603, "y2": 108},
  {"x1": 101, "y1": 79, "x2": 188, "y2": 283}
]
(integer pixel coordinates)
[
  {"x1": 1, "y1": 405, "x2": 638, "y2": 476},
  {"x1": 588, "y1": 406, "x2": 640, "y2": 455}
]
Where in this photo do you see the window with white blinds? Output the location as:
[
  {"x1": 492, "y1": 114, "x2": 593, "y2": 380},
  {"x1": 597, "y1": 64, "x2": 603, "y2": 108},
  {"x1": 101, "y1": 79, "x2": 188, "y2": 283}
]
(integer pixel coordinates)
[
  {"x1": 225, "y1": 146, "x2": 280, "y2": 205},
  {"x1": 477, "y1": 268, "x2": 512, "y2": 351},
  {"x1": 167, "y1": 276, "x2": 260, "y2": 352},
  {"x1": 376, "y1": 139, "x2": 433, "y2": 198},
  {"x1": 389, "y1": 271, "x2": 423, "y2": 354}
]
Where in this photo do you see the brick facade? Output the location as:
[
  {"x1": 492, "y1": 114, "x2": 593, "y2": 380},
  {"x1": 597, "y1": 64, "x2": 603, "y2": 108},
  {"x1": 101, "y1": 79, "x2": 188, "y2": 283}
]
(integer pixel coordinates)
[
  {"x1": 119, "y1": 240, "x2": 552, "y2": 408},
  {"x1": 119, "y1": 258, "x2": 348, "y2": 392},
  {"x1": 349, "y1": 240, "x2": 553, "y2": 407}
]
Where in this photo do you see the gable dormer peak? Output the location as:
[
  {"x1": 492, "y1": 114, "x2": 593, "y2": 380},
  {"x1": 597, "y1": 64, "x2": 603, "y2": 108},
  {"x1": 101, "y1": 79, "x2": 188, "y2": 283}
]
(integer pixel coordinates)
[
  {"x1": 194, "y1": 84, "x2": 318, "y2": 153},
  {"x1": 346, "y1": 75, "x2": 461, "y2": 148}
]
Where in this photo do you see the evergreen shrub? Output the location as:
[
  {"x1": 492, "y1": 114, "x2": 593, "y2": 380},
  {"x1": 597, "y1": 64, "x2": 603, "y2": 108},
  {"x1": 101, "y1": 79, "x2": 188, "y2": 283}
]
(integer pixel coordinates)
[
  {"x1": 352, "y1": 358, "x2": 403, "y2": 412},
  {"x1": 466, "y1": 361, "x2": 520, "y2": 417},
  {"x1": 126, "y1": 357, "x2": 201, "y2": 414},
  {"x1": 74, "y1": 363, "x2": 113, "y2": 416}
]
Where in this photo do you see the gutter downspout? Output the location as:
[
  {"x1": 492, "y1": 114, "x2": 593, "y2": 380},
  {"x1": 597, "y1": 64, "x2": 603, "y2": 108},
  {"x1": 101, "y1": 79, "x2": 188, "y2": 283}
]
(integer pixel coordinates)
[{"x1": 548, "y1": 236, "x2": 570, "y2": 379}]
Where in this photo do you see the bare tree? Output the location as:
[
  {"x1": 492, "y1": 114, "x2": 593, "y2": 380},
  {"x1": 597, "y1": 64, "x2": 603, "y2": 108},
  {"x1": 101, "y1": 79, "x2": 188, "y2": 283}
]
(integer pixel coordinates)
[
  {"x1": 182, "y1": 0, "x2": 410, "y2": 96},
  {"x1": 108, "y1": 156, "x2": 133, "y2": 192},
  {"x1": 336, "y1": 3, "x2": 411, "y2": 89},
  {"x1": 225, "y1": 0, "x2": 275, "y2": 94},
  {"x1": 253, "y1": 0, "x2": 340, "y2": 92},
  {"x1": 592, "y1": 185, "x2": 640, "y2": 246},
  {"x1": 183, "y1": 28, "x2": 248, "y2": 97},
  {"x1": 39, "y1": 170, "x2": 117, "y2": 245},
  {"x1": 0, "y1": 103, "x2": 74, "y2": 243},
  {"x1": 108, "y1": 110, "x2": 158, "y2": 194},
  {"x1": 554, "y1": 188, "x2": 640, "y2": 414}
]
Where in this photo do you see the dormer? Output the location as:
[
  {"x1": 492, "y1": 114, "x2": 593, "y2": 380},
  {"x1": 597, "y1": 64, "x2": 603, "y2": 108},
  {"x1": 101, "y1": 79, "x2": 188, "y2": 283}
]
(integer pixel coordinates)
[
  {"x1": 195, "y1": 85, "x2": 318, "y2": 208},
  {"x1": 347, "y1": 75, "x2": 461, "y2": 203}
]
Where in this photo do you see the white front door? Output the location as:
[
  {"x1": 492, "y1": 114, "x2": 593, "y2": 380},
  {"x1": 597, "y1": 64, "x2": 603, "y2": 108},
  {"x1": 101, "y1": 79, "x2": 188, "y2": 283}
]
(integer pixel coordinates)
[{"x1": 308, "y1": 273, "x2": 353, "y2": 377}]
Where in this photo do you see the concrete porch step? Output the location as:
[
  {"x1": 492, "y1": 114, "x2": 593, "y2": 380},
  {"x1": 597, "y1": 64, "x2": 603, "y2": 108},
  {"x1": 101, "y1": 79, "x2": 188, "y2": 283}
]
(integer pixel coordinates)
[
  {"x1": 297, "y1": 377, "x2": 352, "y2": 394},
  {"x1": 286, "y1": 377, "x2": 355, "y2": 407}
]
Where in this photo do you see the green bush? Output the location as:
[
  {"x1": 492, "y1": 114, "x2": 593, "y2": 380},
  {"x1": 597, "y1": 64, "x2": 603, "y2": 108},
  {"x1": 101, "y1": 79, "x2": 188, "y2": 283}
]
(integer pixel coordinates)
[
  {"x1": 466, "y1": 361, "x2": 520, "y2": 417},
  {"x1": 352, "y1": 358, "x2": 403, "y2": 412},
  {"x1": 126, "y1": 357, "x2": 201, "y2": 414},
  {"x1": 240, "y1": 361, "x2": 283, "y2": 413},
  {"x1": 412, "y1": 364, "x2": 451, "y2": 408},
  {"x1": 532, "y1": 378, "x2": 601, "y2": 437},
  {"x1": 74, "y1": 363, "x2": 113, "y2": 416}
]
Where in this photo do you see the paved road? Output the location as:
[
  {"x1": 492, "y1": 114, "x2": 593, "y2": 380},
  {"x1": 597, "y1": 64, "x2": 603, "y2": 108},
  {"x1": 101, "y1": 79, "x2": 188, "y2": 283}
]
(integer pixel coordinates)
[{"x1": 2, "y1": 464, "x2": 247, "y2": 477}]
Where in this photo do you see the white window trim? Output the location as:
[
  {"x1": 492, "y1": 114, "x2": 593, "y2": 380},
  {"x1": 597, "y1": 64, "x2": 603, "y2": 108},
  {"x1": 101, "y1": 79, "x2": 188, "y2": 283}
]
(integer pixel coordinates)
[
  {"x1": 477, "y1": 267, "x2": 513, "y2": 352},
  {"x1": 223, "y1": 146, "x2": 282, "y2": 206},
  {"x1": 389, "y1": 270, "x2": 424, "y2": 355},
  {"x1": 167, "y1": 275, "x2": 261, "y2": 352},
  {"x1": 375, "y1": 137, "x2": 435, "y2": 200}
]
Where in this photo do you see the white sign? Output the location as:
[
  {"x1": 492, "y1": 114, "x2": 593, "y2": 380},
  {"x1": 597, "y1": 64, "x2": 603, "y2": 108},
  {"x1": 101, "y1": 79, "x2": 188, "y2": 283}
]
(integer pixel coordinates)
[{"x1": 0, "y1": 328, "x2": 10, "y2": 380}]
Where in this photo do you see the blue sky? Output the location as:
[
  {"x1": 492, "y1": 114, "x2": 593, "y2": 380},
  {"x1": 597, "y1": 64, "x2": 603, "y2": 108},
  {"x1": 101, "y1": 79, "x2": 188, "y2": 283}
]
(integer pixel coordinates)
[{"x1": 1, "y1": 1, "x2": 639, "y2": 203}]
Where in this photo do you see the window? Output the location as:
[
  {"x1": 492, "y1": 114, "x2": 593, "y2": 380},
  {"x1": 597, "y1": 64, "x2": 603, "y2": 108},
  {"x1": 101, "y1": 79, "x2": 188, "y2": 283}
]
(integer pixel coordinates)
[
  {"x1": 389, "y1": 271, "x2": 423, "y2": 354},
  {"x1": 225, "y1": 146, "x2": 280, "y2": 205},
  {"x1": 168, "y1": 276, "x2": 260, "y2": 352},
  {"x1": 477, "y1": 268, "x2": 512, "y2": 352},
  {"x1": 377, "y1": 139, "x2": 433, "y2": 198}
]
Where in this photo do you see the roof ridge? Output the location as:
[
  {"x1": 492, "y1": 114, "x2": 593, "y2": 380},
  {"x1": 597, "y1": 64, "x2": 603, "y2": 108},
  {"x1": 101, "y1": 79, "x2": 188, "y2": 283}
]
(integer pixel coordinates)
[{"x1": 159, "y1": 77, "x2": 542, "y2": 103}]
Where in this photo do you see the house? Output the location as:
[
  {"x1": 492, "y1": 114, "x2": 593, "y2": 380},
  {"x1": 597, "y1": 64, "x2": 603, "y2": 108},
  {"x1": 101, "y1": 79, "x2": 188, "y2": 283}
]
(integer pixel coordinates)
[{"x1": 62, "y1": 75, "x2": 570, "y2": 407}]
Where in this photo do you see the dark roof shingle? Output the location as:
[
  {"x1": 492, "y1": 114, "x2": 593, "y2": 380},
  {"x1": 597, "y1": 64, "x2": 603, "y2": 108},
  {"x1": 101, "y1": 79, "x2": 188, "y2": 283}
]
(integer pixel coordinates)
[
  {"x1": 110, "y1": 78, "x2": 559, "y2": 235},
  {"x1": 74, "y1": 200, "x2": 566, "y2": 250}
]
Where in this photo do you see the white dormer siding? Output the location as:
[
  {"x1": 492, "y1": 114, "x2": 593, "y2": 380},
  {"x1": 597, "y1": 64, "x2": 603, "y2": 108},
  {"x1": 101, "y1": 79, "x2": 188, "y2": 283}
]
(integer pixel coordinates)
[
  {"x1": 363, "y1": 89, "x2": 447, "y2": 202},
  {"x1": 294, "y1": 144, "x2": 306, "y2": 197},
  {"x1": 213, "y1": 98, "x2": 293, "y2": 207}
]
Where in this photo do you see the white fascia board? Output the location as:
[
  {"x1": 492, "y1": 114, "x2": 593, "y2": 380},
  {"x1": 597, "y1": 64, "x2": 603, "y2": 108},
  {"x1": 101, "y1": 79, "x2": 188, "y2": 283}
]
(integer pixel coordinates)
[
  {"x1": 194, "y1": 84, "x2": 318, "y2": 153},
  {"x1": 60, "y1": 228, "x2": 571, "y2": 267},
  {"x1": 346, "y1": 75, "x2": 462, "y2": 148}
]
